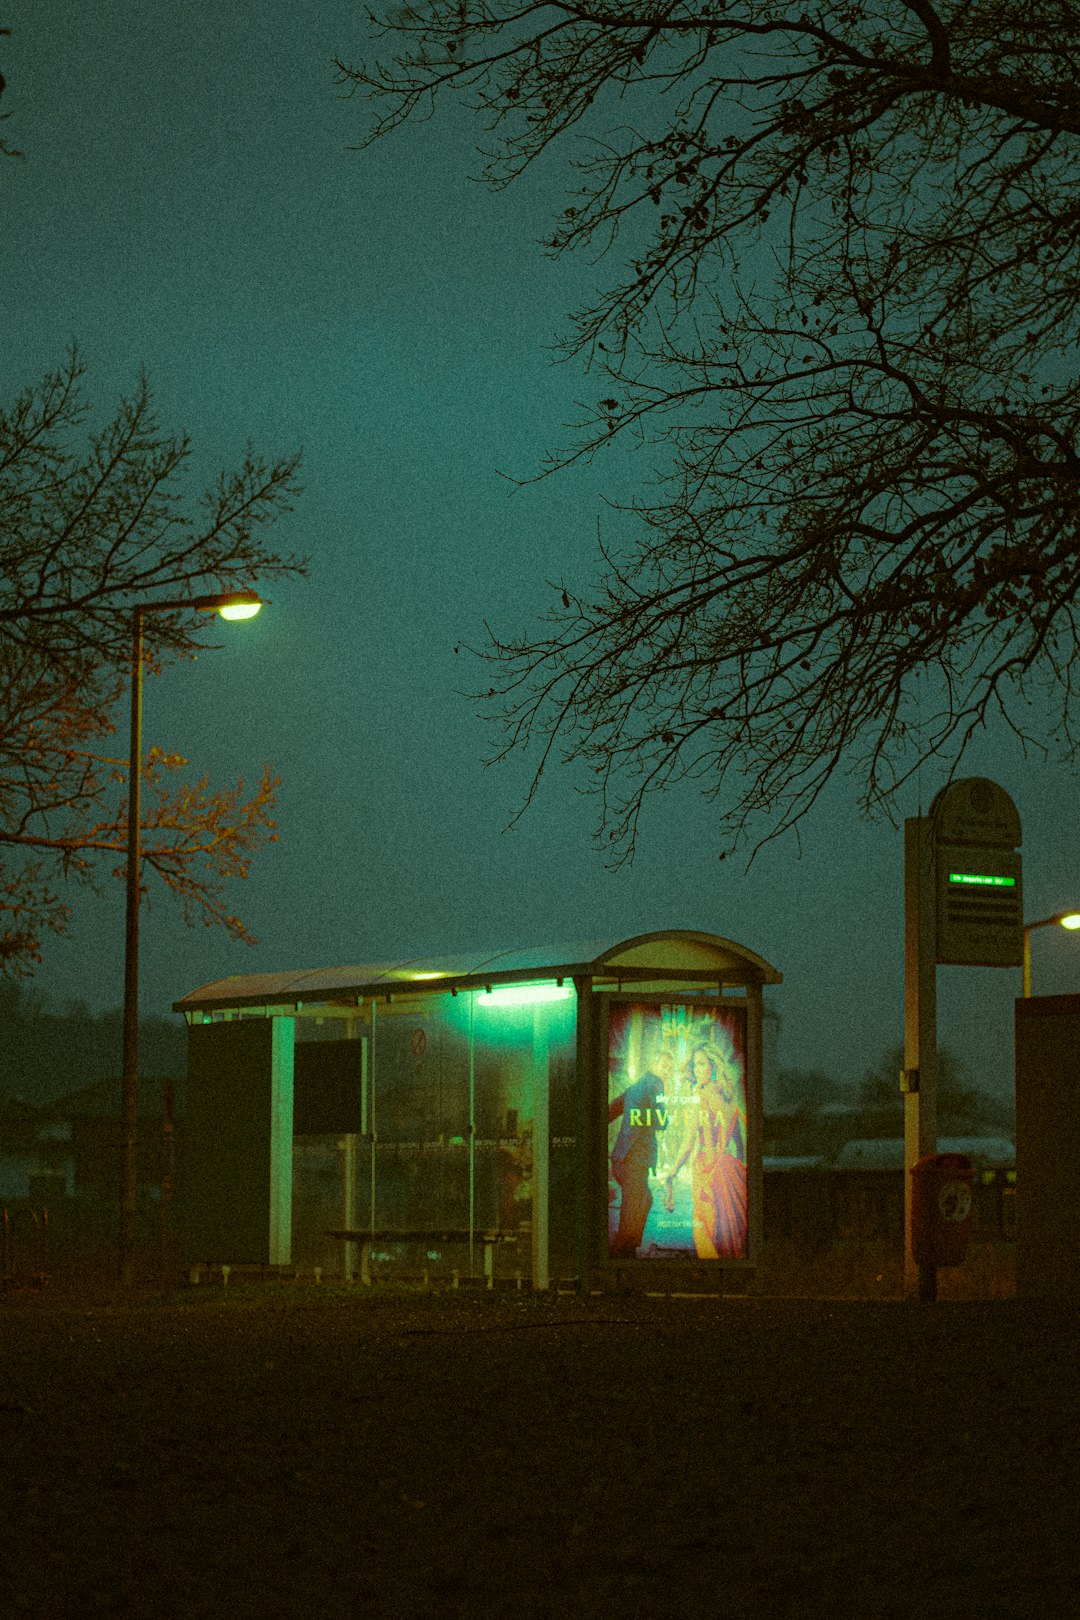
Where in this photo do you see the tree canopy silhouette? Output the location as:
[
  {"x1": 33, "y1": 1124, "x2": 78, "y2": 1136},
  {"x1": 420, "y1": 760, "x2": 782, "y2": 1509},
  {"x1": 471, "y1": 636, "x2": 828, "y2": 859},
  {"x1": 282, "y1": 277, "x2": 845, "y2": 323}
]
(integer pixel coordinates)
[
  {"x1": 342, "y1": 2, "x2": 1080, "y2": 859},
  {"x1": 0, "y1": 348, "x2": 305, "y2": 972}
]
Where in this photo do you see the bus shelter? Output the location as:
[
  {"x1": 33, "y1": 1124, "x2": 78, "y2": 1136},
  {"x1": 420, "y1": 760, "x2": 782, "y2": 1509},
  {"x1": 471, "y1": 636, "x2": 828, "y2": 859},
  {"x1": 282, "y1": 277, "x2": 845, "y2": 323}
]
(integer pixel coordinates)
[{"x1": 173, "y1": 930, "x2": 781, "y2": 1290}]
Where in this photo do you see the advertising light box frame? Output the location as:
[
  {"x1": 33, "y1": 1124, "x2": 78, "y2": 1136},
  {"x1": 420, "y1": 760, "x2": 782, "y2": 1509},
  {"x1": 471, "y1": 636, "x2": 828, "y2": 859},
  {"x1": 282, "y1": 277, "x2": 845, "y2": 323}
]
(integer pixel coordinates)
[{"x1": 601, "y1": 993, "x2": 760, "y2": 1272}]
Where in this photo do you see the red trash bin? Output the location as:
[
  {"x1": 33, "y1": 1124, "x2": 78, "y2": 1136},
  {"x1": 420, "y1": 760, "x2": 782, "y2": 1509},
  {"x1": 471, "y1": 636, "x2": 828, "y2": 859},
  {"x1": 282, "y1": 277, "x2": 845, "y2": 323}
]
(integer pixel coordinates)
[{"x1": 910, "y1": 1153, "x2": 975, "y2": 1267}]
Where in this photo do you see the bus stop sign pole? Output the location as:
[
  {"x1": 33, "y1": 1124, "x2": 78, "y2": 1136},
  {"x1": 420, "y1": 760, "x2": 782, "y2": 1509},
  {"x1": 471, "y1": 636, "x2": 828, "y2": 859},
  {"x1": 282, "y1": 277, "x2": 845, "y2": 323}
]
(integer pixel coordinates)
[
  {"x1": 903, "y1": 778, "x2": 1023, "y2": 1301},
  {"x1": 903, "y1": 816, "x2": 938, "y2": 1302}
]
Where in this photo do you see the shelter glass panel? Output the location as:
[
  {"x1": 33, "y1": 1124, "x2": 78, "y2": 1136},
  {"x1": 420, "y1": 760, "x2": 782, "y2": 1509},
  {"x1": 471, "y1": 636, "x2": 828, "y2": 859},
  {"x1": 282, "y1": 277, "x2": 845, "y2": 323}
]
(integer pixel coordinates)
[
  {"x1": 371, "y1": 997, "x2": 471, "y2": 1240},
  {"x1": 470, "y1": 986, "x2": 578, "y2": 1282},
  {"x1": 348, "y1": 986, "x2": 578, "y2": 1283}
]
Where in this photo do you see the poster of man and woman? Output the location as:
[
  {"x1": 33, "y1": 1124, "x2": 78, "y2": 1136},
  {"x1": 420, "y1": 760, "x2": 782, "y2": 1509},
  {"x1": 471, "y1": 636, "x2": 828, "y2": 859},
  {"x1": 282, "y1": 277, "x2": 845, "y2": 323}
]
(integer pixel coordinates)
[{"x1": 607, "y1": 1000, "x2": 749, "y2": 1261}]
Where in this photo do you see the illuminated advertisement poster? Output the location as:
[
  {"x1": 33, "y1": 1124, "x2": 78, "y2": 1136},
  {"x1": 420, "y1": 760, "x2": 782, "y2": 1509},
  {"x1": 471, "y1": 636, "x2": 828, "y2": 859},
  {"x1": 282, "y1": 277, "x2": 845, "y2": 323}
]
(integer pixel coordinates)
[{"x1": 607, "y1": 1001, "x2": 749, "y2": 1261}]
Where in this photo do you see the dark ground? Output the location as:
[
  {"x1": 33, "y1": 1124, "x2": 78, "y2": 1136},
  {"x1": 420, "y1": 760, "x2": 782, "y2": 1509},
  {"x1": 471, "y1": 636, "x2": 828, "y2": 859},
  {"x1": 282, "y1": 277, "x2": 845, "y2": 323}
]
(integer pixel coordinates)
[{"x1": 1, "y1": 1282, "x2": 1076, "y2": 1619}]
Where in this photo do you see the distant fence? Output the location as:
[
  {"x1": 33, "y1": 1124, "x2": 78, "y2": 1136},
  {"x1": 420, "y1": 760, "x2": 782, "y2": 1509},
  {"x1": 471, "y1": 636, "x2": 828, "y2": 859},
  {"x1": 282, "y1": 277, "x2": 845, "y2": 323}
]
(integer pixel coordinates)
[
  {"x1": 763, "y1": 1168, "x2": 1016, "y2": 1246},
  {"x1": 2, "y1": 1205, "x2": 49, "y2": 1287}
]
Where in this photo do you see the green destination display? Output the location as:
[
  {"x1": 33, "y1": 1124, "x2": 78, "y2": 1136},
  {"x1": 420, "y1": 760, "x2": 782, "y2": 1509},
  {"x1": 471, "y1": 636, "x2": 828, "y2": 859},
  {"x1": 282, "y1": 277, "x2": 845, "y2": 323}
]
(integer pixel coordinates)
[{"x1": 936, "y1": 843, "x2": 1023, "y2": 966}]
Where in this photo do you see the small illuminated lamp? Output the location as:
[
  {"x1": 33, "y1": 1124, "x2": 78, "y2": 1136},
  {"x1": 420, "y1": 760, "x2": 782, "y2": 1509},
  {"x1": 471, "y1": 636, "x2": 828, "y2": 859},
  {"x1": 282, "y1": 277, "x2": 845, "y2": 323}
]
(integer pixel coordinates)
[
  {"x1": 193, "y1": 589, "x2": 263, "y2": 621},
  {"x1": 476, "y1": 982, "x2": 573, "y2": 1009},
  {"x1": 1022, "y1": 910, "x2": 1080, "y2": 997}
]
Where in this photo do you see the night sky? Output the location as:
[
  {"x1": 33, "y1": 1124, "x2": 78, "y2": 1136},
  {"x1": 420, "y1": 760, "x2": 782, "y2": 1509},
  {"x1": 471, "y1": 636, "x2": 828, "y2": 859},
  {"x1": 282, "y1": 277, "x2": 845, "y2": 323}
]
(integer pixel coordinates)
[{"x1": 3, "y1": 2, "x2": 1078, "y2": 1101}]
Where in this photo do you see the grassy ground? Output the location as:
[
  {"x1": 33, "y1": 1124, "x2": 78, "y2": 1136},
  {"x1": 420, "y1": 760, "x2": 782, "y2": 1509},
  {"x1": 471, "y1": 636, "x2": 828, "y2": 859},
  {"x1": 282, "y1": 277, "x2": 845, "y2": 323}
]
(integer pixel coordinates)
[
  {"x1": 15, "y1": 1229, "x2": 1017, "y2": 1303},
  {"x1": 1, "y1": 1244, "x2": 1070, "y2": 1620},
  {"x1": 0, "y1": 1179, "x2": 1037, "y2": 1611},
  {"x1": 752, "y1": 1237, "x2": 1016, "y2": 1301}
]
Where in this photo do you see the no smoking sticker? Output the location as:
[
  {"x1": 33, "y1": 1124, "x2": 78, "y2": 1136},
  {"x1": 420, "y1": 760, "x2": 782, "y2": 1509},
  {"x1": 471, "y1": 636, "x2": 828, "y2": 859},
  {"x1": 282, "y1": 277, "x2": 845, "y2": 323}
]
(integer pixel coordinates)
[{"x1": 938, "y1": 1180, "x2": 972, "y2": 1222}]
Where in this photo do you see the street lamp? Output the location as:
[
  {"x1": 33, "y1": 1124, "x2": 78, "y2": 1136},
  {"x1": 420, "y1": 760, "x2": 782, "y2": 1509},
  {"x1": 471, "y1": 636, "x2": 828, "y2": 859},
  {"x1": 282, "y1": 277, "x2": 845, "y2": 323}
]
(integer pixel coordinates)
[
  {"x1": 119, "y1": 589, "x2": 263, "y2": 1287},
  {"x1": 1022, "y1": 911, "x2": 1080, "y2": 998}
]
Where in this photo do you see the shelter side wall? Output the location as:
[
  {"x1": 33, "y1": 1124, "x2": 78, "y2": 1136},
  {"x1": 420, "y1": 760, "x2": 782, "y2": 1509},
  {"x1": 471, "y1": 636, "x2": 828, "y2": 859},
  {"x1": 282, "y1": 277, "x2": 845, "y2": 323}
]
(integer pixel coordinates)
[
  {"x1": 179, "y1": 1018, "x2": 294, "y2": 1265},
  {"x1": 746, "y1": 983, "x2": 764, "y2": 1268}
]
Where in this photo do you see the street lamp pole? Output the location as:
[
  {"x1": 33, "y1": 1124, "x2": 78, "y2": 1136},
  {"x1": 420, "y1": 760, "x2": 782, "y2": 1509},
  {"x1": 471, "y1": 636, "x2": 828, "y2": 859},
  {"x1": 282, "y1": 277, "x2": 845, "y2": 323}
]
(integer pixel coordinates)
[
  {"x1": 1022, "y1": 911, "x2": 1080, "y2": 999},
  {"x1": 117, "y1": 589, "x2": 262, "y2": 1288},
  {"x1": 118, "y1": 605, "x2": 145, "y2": 1289}
]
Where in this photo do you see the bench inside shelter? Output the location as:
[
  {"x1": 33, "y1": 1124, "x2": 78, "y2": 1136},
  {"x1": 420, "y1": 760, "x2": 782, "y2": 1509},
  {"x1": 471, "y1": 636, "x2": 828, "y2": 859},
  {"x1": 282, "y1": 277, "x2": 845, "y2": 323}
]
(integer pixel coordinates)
[{"x1": 327, "y1": 1227, "x2": 519, "y2": 1287}]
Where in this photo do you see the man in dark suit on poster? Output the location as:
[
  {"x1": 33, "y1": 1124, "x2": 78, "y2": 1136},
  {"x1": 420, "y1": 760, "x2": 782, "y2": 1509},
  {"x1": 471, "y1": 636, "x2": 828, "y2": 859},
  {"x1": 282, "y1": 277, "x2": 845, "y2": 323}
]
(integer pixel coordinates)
[{"x1": 608, "y1": 1046, "x2": 674, "y2": 1257}]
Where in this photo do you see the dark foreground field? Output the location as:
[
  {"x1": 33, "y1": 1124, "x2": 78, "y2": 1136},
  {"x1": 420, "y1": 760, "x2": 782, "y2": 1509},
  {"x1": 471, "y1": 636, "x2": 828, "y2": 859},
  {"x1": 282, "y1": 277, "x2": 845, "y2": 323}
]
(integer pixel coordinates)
[{"x1": 1, "y1": 1282, "x2": 1076, "y2": 1618}]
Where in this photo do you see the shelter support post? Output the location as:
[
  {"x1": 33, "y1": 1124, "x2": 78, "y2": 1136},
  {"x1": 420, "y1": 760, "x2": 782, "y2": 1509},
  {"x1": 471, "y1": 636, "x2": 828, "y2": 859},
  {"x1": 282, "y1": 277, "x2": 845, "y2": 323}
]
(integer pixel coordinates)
[
  {"x1": 363, "y1": 999, "x2": 376, "y2": 1282},
  {"x1": 468, "y1": 993, "x2": 476, "y2": 1279},
  {"x1": 746, "y1": 981, "x2": 763, "y2": 1271},
  {"x1": 574, "y1": 979, "x2": 597, "y2": 1298},
  {"x1": 338, "y1": 1133, "x2": 358, "y2": 1281},
  {"x1": 531, "y1": 1007, "x2": 550, "y2": 1291},
  {"x1": 267, "y1": 1017, "x2": 294, "y2": 1267}
]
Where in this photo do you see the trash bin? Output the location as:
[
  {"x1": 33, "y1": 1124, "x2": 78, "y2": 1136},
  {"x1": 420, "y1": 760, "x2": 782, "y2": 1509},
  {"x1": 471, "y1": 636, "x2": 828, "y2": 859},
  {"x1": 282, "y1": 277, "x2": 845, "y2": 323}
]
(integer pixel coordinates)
[{"x1": 910, "y1": 1152, "x2": 975, "y2": 1268}]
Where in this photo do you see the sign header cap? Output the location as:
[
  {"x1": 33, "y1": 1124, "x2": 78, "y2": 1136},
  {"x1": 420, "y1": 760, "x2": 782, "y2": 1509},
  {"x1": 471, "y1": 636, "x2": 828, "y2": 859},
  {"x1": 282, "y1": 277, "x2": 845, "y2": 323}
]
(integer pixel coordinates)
[{"x1": 929, "y1": 777, "x2": 1021, "y2": 849}]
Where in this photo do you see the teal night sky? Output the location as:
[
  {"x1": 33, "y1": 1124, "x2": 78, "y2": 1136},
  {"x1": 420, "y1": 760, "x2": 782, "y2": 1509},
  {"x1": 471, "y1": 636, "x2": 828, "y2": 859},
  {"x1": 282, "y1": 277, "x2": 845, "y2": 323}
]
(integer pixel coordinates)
[{"x1": 3, "y1": 3, "x2": 1078, "y2": 1099}]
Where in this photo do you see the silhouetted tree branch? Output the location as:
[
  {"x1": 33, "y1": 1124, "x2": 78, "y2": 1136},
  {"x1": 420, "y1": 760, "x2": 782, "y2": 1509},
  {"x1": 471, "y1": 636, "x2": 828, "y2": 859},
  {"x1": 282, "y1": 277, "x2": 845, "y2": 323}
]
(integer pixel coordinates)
[
  {"x1": 0, "y1": 349, "x2": 305, "y2": 971},
  {"x1": 342, "y1": 2, "x2": 1080, "y2": 860},
  {"x1": 0, "y1": 25, "x2": 23, "y2": 160}
]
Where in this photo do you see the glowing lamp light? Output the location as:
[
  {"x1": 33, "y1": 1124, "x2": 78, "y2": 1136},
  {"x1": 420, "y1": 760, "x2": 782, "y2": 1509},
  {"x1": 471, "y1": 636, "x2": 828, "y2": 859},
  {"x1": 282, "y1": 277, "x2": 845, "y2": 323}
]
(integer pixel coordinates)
[
  {"x1": 217, "y1": 600, "x2": 262, "y2": 621},
  {"x1": 476, "y1": 982, "x2": 573, "y2": 1008},
  {"x1": 192, "y1": 589, "x2": 263, "y2": 621},
  {"x1": 409, "y1": 971, "x2": 448, "y2": 981},
  {"x1": 1022, "y1": 908, "x2": 1080, "y2": 996}
]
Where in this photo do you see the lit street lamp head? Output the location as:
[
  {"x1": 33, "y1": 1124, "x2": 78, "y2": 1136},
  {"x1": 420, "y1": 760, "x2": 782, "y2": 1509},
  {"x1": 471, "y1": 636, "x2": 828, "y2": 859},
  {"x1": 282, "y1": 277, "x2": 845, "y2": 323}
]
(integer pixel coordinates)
[
  {"x1": 130, "y1": 589, "x2": 265, "y2": 621},
  {"x1": 191, "y1": 589, "x2": 263, "y2": 621},
  {"x1": 1059, "y1": 913, "x2": 1080, "y2": 931}
]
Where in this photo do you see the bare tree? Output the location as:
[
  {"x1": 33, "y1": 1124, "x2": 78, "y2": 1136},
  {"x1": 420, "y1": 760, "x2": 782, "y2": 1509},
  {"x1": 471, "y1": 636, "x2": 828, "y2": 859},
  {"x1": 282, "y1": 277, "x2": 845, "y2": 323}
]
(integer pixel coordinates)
[
  {"x1": 341, "y1": 2, "x2": 1080, "y2": 859},
  {"x1": 0, "y1": 348, "x2": 305, "y2": 971},
  {"x1": 0, "y1": 25, "x2": 21, "y2": 160}
]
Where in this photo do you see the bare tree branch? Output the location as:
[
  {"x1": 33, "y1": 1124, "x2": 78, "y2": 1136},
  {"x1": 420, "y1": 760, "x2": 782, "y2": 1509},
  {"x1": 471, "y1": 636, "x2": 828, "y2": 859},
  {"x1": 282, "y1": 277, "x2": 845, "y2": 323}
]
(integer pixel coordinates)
[
  {"x1": 0, "y1": 351, "x2": 306, "y2": 972},
  {"x1": 345, "y1": 2, "x2": 1080, "y2": 861}
]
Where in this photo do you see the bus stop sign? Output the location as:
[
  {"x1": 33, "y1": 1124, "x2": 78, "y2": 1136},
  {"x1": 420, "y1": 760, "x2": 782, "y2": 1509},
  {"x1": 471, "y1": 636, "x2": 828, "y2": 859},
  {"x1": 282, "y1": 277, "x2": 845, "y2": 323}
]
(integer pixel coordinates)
[{"x1": 931, "y1": 779, "x2": 1023, "y2": 967}]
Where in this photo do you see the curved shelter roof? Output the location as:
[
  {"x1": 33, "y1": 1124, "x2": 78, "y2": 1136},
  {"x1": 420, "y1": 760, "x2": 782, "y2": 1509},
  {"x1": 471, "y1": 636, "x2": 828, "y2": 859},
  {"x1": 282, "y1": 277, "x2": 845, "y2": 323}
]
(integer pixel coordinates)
[{"x1": 173, "y1": 929, "x2": 781, "y2": 1015}]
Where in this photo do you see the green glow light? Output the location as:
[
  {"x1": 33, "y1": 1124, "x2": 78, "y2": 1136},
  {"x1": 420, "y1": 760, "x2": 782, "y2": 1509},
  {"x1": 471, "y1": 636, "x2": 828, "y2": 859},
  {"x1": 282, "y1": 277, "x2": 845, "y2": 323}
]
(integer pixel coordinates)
[
  {"x1": 476, "y1": 982, "x2": 572, "y2": 1008},
  {"x1": 217, "y1": 600, "x2": 261, "y2": 621},
  {"x1": 1060, "y1": 913, "x2": 1080, "y2": 931},
  {"x1": 948, "y1": 872, "x2": 1016, "y2": 887}
]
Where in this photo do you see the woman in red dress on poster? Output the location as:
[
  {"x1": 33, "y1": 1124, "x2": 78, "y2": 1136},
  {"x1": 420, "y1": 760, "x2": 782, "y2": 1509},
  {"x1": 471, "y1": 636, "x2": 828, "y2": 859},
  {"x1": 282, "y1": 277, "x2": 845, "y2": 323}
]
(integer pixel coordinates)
[{"x1": 664, "y1": 1038, "x2": 748, "y2": 1259}]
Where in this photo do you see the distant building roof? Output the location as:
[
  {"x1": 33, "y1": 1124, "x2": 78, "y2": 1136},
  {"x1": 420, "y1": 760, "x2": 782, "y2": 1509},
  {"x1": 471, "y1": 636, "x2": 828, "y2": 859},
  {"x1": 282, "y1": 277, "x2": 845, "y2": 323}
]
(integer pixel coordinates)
[
  {"x1": 763, "y1": 1155, "x2": 826, "y2": 1172},
  {"x1": 43, "y1": 1074, "x2": 183, "y2": 1121},
  {"x1": 832, "y1": 1137, "x2": 1016, "y2": 1170},
  {"x1": 174, "y1": 930, "x2": 783, "y2": 1014},
  {"x1": 937, "y1": 1136, "x2": 1016, "y2": 1167}
]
